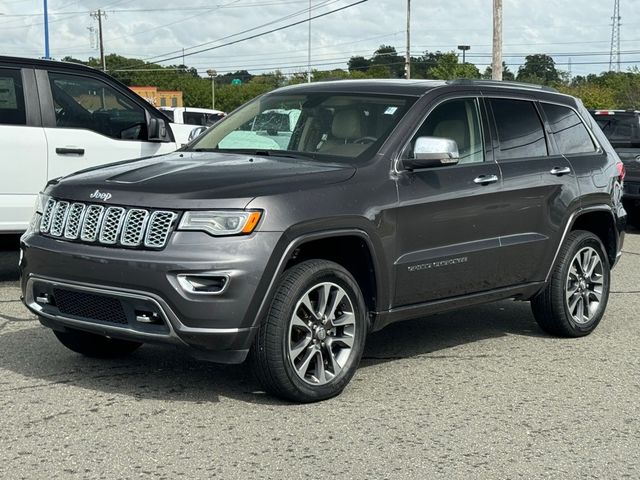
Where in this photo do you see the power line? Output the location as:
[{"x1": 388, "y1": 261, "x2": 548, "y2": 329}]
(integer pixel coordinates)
[
  {"x1": 141, "y1": 0, "x2": 339, "y2": 62},
  {"x1": 140, "y1": 0, "x2": 368, "y2": 66}
]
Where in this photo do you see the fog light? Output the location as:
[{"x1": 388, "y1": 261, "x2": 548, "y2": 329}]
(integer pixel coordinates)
[
  {"x1": 135, "y1": 310, "x2": 161, "y2": 324},
  {"x1": 177, "y1": 274, "x2": 229, "y2": 295},
  {"x1": 36, "y1": 293, "x2": 52, "y2": 305}
]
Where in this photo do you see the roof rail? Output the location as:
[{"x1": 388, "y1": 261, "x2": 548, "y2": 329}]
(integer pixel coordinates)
[{"x1": 447, "y1": 79, "x2": 558, "y2": 93}]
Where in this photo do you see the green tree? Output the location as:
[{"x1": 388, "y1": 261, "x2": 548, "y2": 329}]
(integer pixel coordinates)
[
  {"x1": 347, "y1": 56, "x2": 370, "y2": 73},
  {"x1": 482, "y1": 62, "x2": 515, "y2": 81},
  {"x1": 517, "y1": 54, "x2": 560, "y2": 85},
  {"x1": 426, "y1": 52, "x2": 480, "y2": 80},
  {"x1": 370, "y1": 45, "x2": 404, "y2": 78}
]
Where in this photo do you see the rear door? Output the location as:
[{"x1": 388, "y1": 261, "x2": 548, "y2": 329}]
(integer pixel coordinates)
[
  {"x1": 0, "y1": 66, "x2": 47, "y2": 232},
  {"x1": 37, "y1": 69, "x2": 177, "y2": 181},
  {"x1": 486, "y1": 97, "x2": 580, "y2": 284}
]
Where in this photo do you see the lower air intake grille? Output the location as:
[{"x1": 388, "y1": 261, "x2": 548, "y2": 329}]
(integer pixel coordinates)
[{"x1": 53, "y1": 288, "x2": 128, "y2": 325}]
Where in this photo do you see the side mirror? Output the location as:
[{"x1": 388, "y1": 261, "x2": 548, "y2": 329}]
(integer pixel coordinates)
[
  {"x1": 402, "y1": 137, "x2": 460, "y2": 170},
  {"x1": 148, "y1": 117, "x2": 167, "y2": 141},
  {"x1": 188, "y1": 126, "x2": 208, "y2": 142}
]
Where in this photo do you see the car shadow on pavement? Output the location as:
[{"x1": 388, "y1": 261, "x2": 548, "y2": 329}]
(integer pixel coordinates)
[
  {"x1": 0, "y1": 299, "x2": 545, "y2": 405},
  {"x1": 0, "y1": 234, "x2": 20, "y2": 282}
]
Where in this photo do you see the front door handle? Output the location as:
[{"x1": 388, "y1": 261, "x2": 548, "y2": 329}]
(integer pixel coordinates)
[
  {"x1": 56, "y1": 147, "x2": 85, "y2": 156},
  {"x1": 474, "y1": 174, "x2": 499, "y2": 185},
  {"x1": 550, "y1": 166, "x2": 571, "y2": 176}
]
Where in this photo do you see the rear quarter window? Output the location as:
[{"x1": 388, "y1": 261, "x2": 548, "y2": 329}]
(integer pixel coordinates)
[{"x1": 542, "y1": 103, "x2": 596, "y2": 155}]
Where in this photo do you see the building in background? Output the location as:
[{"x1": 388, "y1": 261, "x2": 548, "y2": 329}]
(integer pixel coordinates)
[{"x1": 129, "y1": 86, "x2": 183, "y2": 108}]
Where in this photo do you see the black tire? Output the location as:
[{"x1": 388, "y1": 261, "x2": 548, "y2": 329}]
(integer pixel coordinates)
[
  {"x1": 531, "y1": 230, "x2": 610, "y2": 337},
  {"x1": 250, "y1": 260, "x2": 368, "y2": 403},
  {"x1": 52, "y1": 327, "x2": 142, "y2": 358}
]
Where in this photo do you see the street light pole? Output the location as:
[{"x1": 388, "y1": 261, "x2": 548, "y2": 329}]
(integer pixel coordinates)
[
  {"x1": 43, "y1": 0, "x2": 50, "y2": 59},
  {"x1": 207, "y1": 69, "x2": 217, "y2": 110},
  {"x1": 307, "y1": 0, "x2": 312, "y2": 83},
  {"x1": 457, "y1": 45, "x2": 470, "y2": 64}
]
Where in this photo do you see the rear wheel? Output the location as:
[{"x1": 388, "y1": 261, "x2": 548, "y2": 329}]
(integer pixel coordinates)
[
  {"x1": 531, "y1": 230, "x2": 610, "y2": 337},
  {"x1": 250, "y1": 260, "x2": 367, "y2": 402},
  {"x1": 52, "y1": 327, "x2": 142, "y2": 358}
]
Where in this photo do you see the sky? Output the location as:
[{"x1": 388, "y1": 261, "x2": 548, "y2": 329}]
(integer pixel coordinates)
[{"x1": 1, "y1": 0, "x2": 639, "y2": 78}]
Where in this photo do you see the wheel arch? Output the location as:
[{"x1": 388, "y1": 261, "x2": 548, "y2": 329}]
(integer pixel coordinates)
[
  {"x1": 547, "y1": 206, "x2": 619, "y2": 282},
  {"x1": 254, "y1": 229, "x2": 387, "y2": 330}
]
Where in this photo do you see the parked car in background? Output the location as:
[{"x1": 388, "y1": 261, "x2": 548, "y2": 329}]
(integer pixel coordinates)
[
  {"x1": 0, "y1": 56, "x2": 200, "y2": 235},
  {"x1": 21, "y1": 79, "x2": 626, "y2": 402},
  {"x1": 159, "y1": 107, "x2": 226, "y2": 127},
  {"x1": 590, "y1": 109, "x2": 638, "y2": 213}
]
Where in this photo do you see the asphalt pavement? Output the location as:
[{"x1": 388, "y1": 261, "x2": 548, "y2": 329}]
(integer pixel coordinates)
[{"x1": 1, "y1": 230, "x2": 639, "y2": 479}]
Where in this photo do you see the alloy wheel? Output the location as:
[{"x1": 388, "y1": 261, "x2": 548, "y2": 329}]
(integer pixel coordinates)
[
  {"x1": 565, "y1": 246, "x2": 604, "y2": 324},
  {"x1": 287, "y1": 282, "x2": 356, "y2": 385}
]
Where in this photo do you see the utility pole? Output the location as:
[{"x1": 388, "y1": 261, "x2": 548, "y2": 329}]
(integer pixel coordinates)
[
  {"x1": 405, "y1": 0, "x2": 411, "y2": 79},
  {"x1": 91, "y1": 9, "x2": 106, "y2": 71},
  {"x1": 492, "y1": 0, "x2": 503, "y2": 80},
  {"x1": 307, "y1": 0, "x2": 312, "y2": 83},
  {"x1": 43, "y1": 0, "x2": 50, "y2": 59}
]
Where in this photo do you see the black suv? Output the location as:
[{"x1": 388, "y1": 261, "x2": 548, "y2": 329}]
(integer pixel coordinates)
[
  {"x1": 21, "y1": 80, "x2": 626, "y2": 402},
  {"x1": 590, "y1": 109, "x2": 639, "y2": 212}
]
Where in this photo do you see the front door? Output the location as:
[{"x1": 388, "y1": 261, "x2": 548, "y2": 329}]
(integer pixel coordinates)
[
  {"x1": 394, "y1": 96, "x2": 505, "y2": 306},
  {"x1": 39, "y1": 70, "x2": 176, "y2": 181}
]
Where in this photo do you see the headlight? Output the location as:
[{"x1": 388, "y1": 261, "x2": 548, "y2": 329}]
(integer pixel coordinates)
[
  {"x1": 34, "y1": 193, "x2": 50, "y2": 214},
  {"x1": 178, "y1": 210, "x2": 262, "y2": 236}
]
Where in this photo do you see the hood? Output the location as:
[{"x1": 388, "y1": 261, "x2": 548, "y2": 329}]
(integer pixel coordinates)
[{"x1": 47, "y1": 151, "x2": 356, "y2": 209}]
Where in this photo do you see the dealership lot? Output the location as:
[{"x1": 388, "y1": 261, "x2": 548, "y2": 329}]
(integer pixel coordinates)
[{"x1": 0, "y1": 230, "x2": 639, "y2": 479}]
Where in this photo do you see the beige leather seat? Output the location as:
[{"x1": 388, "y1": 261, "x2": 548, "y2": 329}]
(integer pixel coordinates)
[{"x1": 319, "y1": 110, "x2": 369, "y2": 156}]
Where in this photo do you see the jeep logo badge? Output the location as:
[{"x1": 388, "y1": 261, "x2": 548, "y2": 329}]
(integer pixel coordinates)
[{"x1": 89, "y1": 189, "x2": 112, "y2": 202}]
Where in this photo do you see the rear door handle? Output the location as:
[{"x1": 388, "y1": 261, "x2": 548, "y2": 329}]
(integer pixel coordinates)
[
  {"x1": 473, "y1": 174, "x2": 499, "y2": 185},
  {"x1": 550, "y1": 166, "x2": 571, "y2": 176},
  {"x1": 56, "y1": 147, "x2": 85, "y2": 156}
]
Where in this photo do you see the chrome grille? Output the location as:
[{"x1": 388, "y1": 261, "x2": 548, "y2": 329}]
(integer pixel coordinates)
[
  {"x1": 41, "y1": 199, "x2": 176, "y2": 249},
  {"x1": 49, "y1": 201, "x2": 70, "y2": 237},
  {"x1": 144, "y1": 211, "x2": 176, "y2": 248},
  {"x1": 40, "y1": 198, "x2": 57, "y2": 233},
  {"x1": 80, "y1": 205, "x2": 104, "y2": 242},
  {"x1": 63, "y1": 203, "x2": 86, "y2": 239},
  {"x1": 120, "y1": 209, "x2": 149, "y2": 247},
  {"x1": 99, "y1": 207, "x2": 126, "y2": 244}
]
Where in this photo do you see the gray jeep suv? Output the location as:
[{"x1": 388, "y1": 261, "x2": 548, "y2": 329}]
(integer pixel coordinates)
[{"x1": 20, "y1": 80, "x2": 626, "y2": 402}]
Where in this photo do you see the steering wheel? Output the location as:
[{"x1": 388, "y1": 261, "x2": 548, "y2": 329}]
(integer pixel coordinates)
[{"x1": 353, "y1": 136, "x2": 377, "y2": 144}]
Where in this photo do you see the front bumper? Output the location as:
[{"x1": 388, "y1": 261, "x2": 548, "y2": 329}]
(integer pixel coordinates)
[{"x1": 20, "y1": 230, "x2": 284, "y2": 363}]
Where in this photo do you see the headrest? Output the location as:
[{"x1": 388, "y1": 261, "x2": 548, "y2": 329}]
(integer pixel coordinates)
[
  {"x1": 331, "y1": 110, "x2": 363, "y2": 140},
  {"x1": 433, "y1": 120, "x2": 466, "y2": 150}
]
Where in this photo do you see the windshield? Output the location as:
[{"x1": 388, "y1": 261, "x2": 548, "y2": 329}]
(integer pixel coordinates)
[
  {"x1": 594, "y1": 113, "x2": 640, "y2": 146},
  {"x1": 187, "y1": 91, "x2": 416, "y2": 161}
]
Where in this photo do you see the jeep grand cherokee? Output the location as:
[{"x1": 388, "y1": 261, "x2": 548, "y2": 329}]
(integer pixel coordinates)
[{"x1": 20, "y1": 80, "x2": 626, "y2": 402}]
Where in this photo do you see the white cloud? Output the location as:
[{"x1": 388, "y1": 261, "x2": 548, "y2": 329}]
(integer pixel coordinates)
[{"x1": 1, "y1": 0, "x2": 639, "y2": 77}]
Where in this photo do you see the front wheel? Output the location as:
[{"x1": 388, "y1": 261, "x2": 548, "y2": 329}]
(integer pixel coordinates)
[
  {"x1": 531, "y1": 230, "x2": 611, "y2": 337},
  {"x1": 250, "y1": 260, "x2": 368, "y2": 402}
]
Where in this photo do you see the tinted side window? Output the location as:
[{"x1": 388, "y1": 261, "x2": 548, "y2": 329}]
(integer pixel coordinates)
[
  {"x1": 542, "y1": 103, "x2": 596, "y2": 154},
  {"x1": 183, "y1": 111, "x2": 207, "y2": 126},
  {"x1": 408, "y1": 98, "x2": 484, "y2": 164},
  {"x1": 490, "y1": 99, "x2": 547, "y2": 160},
  {"x1": 0, "y1": 68, "x2": 26, "y2": 126},
  {"x1": 49, "y1": 72, "x2": 147, "y2": 140}
]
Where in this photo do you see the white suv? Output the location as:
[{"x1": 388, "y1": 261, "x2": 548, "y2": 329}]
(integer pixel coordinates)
[
  {"x1": 159, "y1": 107, "x2": 226, "y2": 126},
  {"x1": 0, "y1": 56, "x2": 198, "y2": 234}
]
